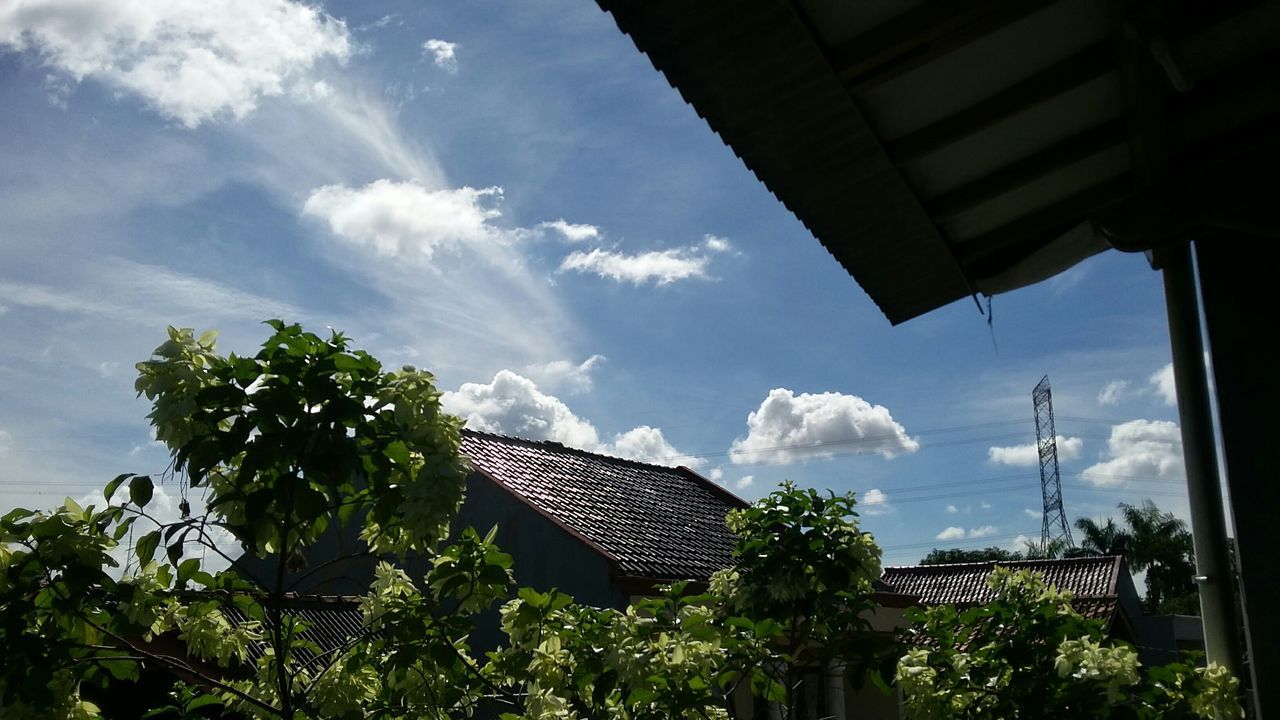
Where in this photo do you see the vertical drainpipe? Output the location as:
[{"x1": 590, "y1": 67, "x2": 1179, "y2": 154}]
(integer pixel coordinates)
[{"x1": 1159, "y1": 241, "x2": 1242, "y2": 677}]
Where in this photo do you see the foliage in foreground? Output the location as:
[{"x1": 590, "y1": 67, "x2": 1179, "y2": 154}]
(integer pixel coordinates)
[
  {"x1": 897, "y1": 568, "x2": 1241, "y2": 719},
  {"x1": 0, "y1": 321, "x2": 1243, "y2": 719}
]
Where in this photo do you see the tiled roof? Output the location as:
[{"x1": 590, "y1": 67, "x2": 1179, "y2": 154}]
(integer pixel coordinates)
[
  {"x1": 220, "y1": 594, "x2": 365, "y2": 664},
  {"x1": 880, "y1": 556, "x2": 1123, "y2": 608},
  {"x1": 460, "y1": 430, "x2": 747, "y2": 582}
]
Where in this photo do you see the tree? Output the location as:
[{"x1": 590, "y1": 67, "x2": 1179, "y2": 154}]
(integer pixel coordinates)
[
  {"x1": 0, "y1": 322, "x2": 889, "y2": 720},
  {"x1": 897, "y1": 568, "x2": 1242, "y2": 719},
  {"x1": 0, "y1": 321, "x2": 1240, "y2": 718},
  {"x1": 918, "y1": 547, "x2": 1022, "y2": 565},
  {"x1": 1075, "y1": 516, "x2": 1129, "y2": 557},
  {"x1": 1075, "y1": 501, "x2": 1198, "y2": 615}
]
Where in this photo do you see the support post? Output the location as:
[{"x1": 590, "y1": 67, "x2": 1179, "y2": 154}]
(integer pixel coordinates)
[
  {"x1": 1195, "y1": 239, "x2": 1277, "y2": 718},
  {"x1": 1158, "y1": 242, "x2": 1242, "y2": 678}
]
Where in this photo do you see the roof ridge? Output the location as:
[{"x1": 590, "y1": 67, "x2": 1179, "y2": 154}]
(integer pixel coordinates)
[
  {"x1": 461, "y1": 427, "x2": 689, "y2": 472},
  {"x1": 883, "y1": 554, "x2": 1122, "y2": 571}
]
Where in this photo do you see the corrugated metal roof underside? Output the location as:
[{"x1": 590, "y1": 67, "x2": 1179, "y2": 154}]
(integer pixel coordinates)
[
  {"x1": 597, "y1": 1, "x2": 971, "y2": 325},
  {"x1": 461, "y1": 430, "x2": 746, "y2": 582},
  {"x1": 596, "y1": 0, "x2": 1280, "y2": 323}
]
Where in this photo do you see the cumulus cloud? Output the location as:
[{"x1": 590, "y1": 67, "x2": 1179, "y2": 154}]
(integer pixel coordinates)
[
  {"x1": 707, "y1": 467, "x2": 725, "y2": 484},
  {"x1": 560, "y1": 247, "x2": 711, "y2": 286},
  {"x1": 302, "y1": 181, "x2": 508, "y2": 261},
  {"x1": 523, "y1": 355, "x2": 605, "y2": 395},
  {"x1": 422, "y1": 39, "x2": 458, "y2": 72},
  {"x1": 734, "y1": 475, "x2": 755, "y2": 490},
  {"x1": 987, "y1": 436, "x2": 1082, "y2": 466},
  {"x1": 729, "y1": 388, "x2": 918, "y2": 465},
  {"x1": 1081, "y1": 419, "x2": 1183, "y2": 487},
  {"x1": 538, "y1": 219, "x2": 600, "y2": 242},
  {"x1": 1150, "y1": 364, "x2": 1177, "y2": 406},
  {"x1": 1097, "y1": 379, "x2": 1131, "y2": 406},
  {"x1": 1024, "y1": 508, "x2": 1042, "y2": 519},
  {"x1": 444, "y1": 370, "x2": 601, "y2": 450},
  {"x1": 0, "y1": 0, "x2": 351, "y2": 127},
  {"x1": 863, "y1": 488, "x2": 889, "y2": 515},
  {"x1": 443, "y1": 370, "x2": 690, "y2": 465},
  {"x1": 935, "y1": 525, "x2": 997, "y2": 541},
  {"x1": 703, "y1": 234, "x2": 732, "y2": 253},
  {"x1": 610, "y1": 426, "x2": 686, "y2": 465},
  {"x1": 946, "y1": 504, "x2": 959, "y2": 514}
]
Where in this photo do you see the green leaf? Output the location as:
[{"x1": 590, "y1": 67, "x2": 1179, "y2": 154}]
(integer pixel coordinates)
[
  {"x1": 167, "y1": 540, "x2": 184, "y2": 566},
  {"x1": 104, "y1": 473, "x2": 134, "y2": 502},
  {"x1": 128, "y1": 475, "x2": 154, "y2": 507},
  {"x1": 136, "y1": 530, "x2": 161, "y2": 564}
]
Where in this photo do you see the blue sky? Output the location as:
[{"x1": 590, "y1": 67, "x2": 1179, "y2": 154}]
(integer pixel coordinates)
[{"x1": 0, "y1": 0, "x2": 1192, "y2": 567}]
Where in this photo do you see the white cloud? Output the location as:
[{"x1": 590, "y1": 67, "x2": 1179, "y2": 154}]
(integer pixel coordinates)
[
  {"x1": 935, "y1": 525, "x2": 998, "y2": 541},
  {"x1": 538, "y1": 219, "x2": 600, "y2": 242},
  {"x1": 1024, "y1": 508, "x2": 1042, "y2": 519},
  {"x1": 560, "y1": 247, "x2": 713, "y2": 286},
  {"x1": 443, "y1": 370, "x2": 690, "y2": 465},
  {"x1": 1150, "y1": 364, "x2": 1177, "y2": 406},
  {"x1": 523, "y1": 355, "x2": 605, "y2": 395},
  {"x1": 945, "y1": 504, "x2": 958, "y2": 514},
  {"x1": 303, "y1": 181, "x2": 506, "y2": 261},
  {"x1": 1011, "y1": 534, "x2": 1035, "y2": 552},
  {"x1": 734, "y1": 475, "x2": 755, "y2": 490},
  {"x1": 0, "y1": 258, "x2": 305, "y2": 329},
  {"x1": 703, "y1": 234, "x2": 732, "y2": 253},
  {"x1": 987, "y1": 436, "x2": 1082, "y2": 466},
  {"x1": 423, "y1": 39, "x2": 458, "y2": 72},
  {"x1": 610, "y1": 426, "x2": 689, "y2": 466},
  {"x1": 444, "y1": 370, "x2": 602, "y2": 450},
  {"x1": 863, "y1": 488, "x2": 889, "y2": 515},
  {"x1": 1081, "y1": 419, "x2": 1183, "y2": 487},
  {"x1": 0, "y1": 0, "x2": 352, "y2": 128},
  {"x1": 1097, "y1": 379, "x2": 1131, "y2": 406},
  {"x1": 729, "y1": 388, "x2": 918, "y2": 464}
]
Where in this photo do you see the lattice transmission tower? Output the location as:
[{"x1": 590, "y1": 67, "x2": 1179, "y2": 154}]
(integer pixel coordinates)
[{"x1": 1033, "y1": 375, "x2": 1074, "y2": 552}]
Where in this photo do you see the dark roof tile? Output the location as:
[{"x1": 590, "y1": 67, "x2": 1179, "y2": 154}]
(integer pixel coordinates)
[
  {"x1": 881, "y1": 555, "x2": 1123, "y2": 606},
  {"x1": 460, "y1": 430, "x2": 746, "y2": 581}
]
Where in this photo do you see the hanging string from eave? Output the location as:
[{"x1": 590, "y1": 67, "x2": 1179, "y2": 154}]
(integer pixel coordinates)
[{"x1": 971, "y1": 291, "x2": 998, "y2": 354}]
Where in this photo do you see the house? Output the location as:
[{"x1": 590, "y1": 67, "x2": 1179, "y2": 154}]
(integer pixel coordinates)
[
  {"x1": 879, "y1": 555, "x2": 1204, "y2": 666},
  {"x1": 457, "y1": 429, "x2": 747, "y2": 606},
  {"x1": 238, "y1": 429, "x2": 747, "y2": 602}
]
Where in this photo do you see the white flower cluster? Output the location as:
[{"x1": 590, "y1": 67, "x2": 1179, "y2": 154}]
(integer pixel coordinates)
[{"x1": 1054, "y1": 638, "x2": 1140, "y2": 702}]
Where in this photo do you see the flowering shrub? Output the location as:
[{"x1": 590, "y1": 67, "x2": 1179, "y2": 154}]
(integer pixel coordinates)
[{"x1": 897, "y1": 567, "x2": 1243, "y2": 719}]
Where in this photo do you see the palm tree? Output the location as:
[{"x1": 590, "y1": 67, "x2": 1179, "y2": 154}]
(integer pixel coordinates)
[
  {"x1": 1119, "y1": 500, "x2": 1197, "y2": 614},
  {"x1": 1074, "y1": 516, "x2": 1129, "y2": 556}
]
